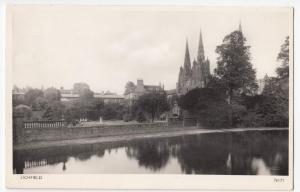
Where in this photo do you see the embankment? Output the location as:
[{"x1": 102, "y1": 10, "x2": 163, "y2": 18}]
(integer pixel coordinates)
[{"x1": 14, "y1": 127, "x2": 288, "y2": 150}]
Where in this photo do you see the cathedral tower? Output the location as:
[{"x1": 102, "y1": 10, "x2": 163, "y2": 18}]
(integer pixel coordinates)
[{"x1": 177, "y1": 30, "x2": 211, "y2": 95}]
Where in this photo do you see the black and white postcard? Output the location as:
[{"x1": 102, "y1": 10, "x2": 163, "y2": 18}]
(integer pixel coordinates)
[{"x1": 5, "y1": 5, "x2": 294, "y2": 190}]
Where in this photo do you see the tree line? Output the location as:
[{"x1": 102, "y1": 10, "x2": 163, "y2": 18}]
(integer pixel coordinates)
[
  {"x1": 179, "y1": 30, "x2": 289, "y2": 128},
  {"x1": 13, "y1": 83, "x2": 124, "y2": 124},
  {"x1": 13, "y1": 82, "x2": 170, "y2": 124}
]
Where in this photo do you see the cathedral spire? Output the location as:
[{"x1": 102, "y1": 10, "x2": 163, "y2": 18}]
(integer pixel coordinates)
[
  {"x1": 239, "y1": 21, "x2": 242, "y2": 33},
  {"x1": 197, "y1": 30, "x2": 205, "y2": 62},
  {"x1": 184, "y1": 39, "x2": 191, "y2": 70}
]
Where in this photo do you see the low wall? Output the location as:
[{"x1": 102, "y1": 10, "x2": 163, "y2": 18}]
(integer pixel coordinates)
[{"x1": 17, "y1": 121, "x2": 198, "y2": 143}]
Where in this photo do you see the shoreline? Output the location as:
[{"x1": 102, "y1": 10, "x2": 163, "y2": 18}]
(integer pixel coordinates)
[{"x1": 14, "y1": 127, "x2": 288, "y2": 151}]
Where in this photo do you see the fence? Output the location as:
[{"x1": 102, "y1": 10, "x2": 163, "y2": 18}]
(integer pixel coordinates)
[
  {"x1": 167, "y1": 117, "x2": 198, "y2": 128},
  {"x1": 14, "y1": 117, "x2": 199, "y2": 144},
  {"x1": 24, "y1": 121, "x2": 66, "y2": 129}
]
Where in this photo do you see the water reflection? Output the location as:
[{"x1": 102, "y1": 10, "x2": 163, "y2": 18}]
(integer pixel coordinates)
[
  {"x1": 126, "y1": 141, "x2": 170, "y2": 171},
  {"x1": 13, "y1": 130, "x2": 288, "y2": 175}
]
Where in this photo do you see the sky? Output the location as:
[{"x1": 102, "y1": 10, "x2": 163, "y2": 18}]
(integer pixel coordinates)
[{"x1": 10, "y1": 5, "x2": 293, "y2": 94}]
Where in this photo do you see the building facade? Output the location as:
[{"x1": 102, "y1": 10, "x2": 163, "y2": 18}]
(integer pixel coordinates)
[
  {"x1": 60, "y1": 88, "x2": 125, "y2": 103},
  {"x1": 124, "y1": 79, "x2": 164, "y2": 101},
  {"x1": 177, "y1": 31, "x2": 211, "y2": 95}
]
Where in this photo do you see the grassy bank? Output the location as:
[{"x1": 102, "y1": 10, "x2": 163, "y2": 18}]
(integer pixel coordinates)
[{"x1": 14, "y1": 127, "x2": 288, "y2": 151}]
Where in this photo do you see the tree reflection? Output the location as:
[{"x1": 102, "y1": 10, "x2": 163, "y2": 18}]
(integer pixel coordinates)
[
  {"x1": 126, "y1": 141, "x2": 170, "y2": 171},
  {"x1": 13, "y1": 130, "x2": 288, "y2": 175},
  {"x1": 175, "y1": 134, "x2": 230, "y2": 174}
]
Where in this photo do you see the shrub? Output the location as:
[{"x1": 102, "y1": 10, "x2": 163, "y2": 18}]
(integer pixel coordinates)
[{"x1": 136, "y1": 111, "x2": 147, "y2": 123}]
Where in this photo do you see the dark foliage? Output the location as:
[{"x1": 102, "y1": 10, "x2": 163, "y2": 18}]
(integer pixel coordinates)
[
  {"x1": 179, "y1": 88, "x2": 235, "y2": 128},
  {"x1": 134, "y1": 91, "x2": 169, "y2": 122},
  {"x1": 276, "y1": 36, "x2": 289, "y2": 79},
  {"x1": 214, "y1": 30, "x2": 258, "y2": 103},
  {"x1": 100, "y1": 103, "x2": 124, "y2": 120}
]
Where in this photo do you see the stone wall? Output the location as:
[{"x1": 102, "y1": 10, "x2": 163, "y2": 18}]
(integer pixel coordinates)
[{"x1": 16, "y1": 120, "x2": 198, "y2": 143}]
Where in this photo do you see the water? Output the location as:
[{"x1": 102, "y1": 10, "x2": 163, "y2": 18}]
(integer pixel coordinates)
[{"x1": 13, "y1": 130, "x2": 288, "y2": 175}]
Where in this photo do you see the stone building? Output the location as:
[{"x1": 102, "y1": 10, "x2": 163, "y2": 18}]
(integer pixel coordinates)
[
  {"x1": 177, "y1": 31, "x2": 211, "y2": 95},
  {"x1": 124, "y1": 79, "x2": 164, "y2": 100}
]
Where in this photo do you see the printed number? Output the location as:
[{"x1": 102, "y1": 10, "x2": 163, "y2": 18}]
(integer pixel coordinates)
[{"x1": 274, "y1": 178, "x2": 284, "y2": 183}]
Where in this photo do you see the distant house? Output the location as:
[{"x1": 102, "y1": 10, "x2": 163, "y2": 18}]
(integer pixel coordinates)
[
  {"x1": 166, "y1": 89, "x2": 177, "y2": 100},
  {"x1": 60, "y1": 88, "x2": 124, "y2": 103},
  {"x1": 124, "y1": 79, "x2": 164, "y2": 100},
  {"x1": 94, "y1": 93, "x2": 125, "y2": 104},
  {"x1": 12, "y1": 90, "x2": 25, "y2": 101}
]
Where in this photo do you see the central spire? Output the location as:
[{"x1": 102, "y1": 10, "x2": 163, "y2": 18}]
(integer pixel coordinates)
[
  {"x1": 197, "y1": 30, "x2": 205, "y2": 62},
  {"x1": 184, "y1": 39, "x2": 191, "y2": 71}
]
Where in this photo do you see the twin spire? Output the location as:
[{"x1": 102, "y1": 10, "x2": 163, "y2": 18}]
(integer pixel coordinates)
[
  {"x1": 184, "y1": 22, "x2": 242, "y2": 67},
  {"x1": 184, "y1": 29, "x2": 205, "y2": 68}
]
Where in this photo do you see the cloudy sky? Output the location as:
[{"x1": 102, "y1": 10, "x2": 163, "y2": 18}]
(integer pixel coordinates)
[{"x1": 10, "y1": 5, "x2": 292, "y2": 94}]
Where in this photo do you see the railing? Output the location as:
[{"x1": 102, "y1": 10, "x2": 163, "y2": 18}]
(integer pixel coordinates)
[
  {"x1": 167, "y1": 117, "x2": 198, "y2": 127},
  {"x1": 24, "y1": 120, "x2": 66, "y2": 129},
  {"x1": 24, "y1": 159, "x2": 48, "y2": 168}
]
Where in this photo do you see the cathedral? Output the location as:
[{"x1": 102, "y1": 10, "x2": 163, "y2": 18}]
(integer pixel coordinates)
[{"x1": 176, "y1": 31, "x2": 211, "y2": 95}]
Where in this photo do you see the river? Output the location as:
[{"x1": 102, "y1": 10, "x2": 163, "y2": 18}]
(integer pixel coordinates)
[{"x1": 13, "y1": 129, "x2": 288, "y2": 175}]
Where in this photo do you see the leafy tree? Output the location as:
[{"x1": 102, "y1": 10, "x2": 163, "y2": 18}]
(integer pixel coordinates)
[
  {"x1": 86, "y1": 98, "x2": 105, "y2": 120},
  {"x1": 73, "y1": 82, "x2": 90, "y2": 94},
  {"x1": 239, "y1": 37, "x2": 290, "y2": 128},
  {"x1": 72, "y1": 83, "x2": 94, "y2": 110},
  {"x1": 124, "y1": 81, "x2": 136, "y2": 95},
  {"x1": 43, "y1": 101, "x2": 65, "y2": 120},
  {"x1": 24, "y1": 88, "x2": 44, "y2": 108},
  {"x1": 64, "y1": 100, "x2": 85, "y2": 124},
  {"x1": 214, "y1": 30, "x2": 257, "y2": 104},
  {"x1": 276, "y1": 36, "x2": 289, "y2": 79},
  {"x1": 33, "y1": 96, "x2": 48, "y2": 111},
  {"x1": 100, "y1": 103, "x2": 124, "y2": 120},
  {"x1": 44, "y1": 87, "x2": 61, "y2": 103},
  {"x1": 79, "y1": 88, "x2": 94, "y2": 101},
  {"x1": 14, "y1": 104, "x2": 32, "y2": 120},
  {"x1": 136, "y1": 111, "x2": 147, "y2": 122},
  {"x1": 179, "y1": 88, "x2": 235, "y2": 128},
  {"x1": 135, "y1": 91, "x2": 169, "y2": 122}
]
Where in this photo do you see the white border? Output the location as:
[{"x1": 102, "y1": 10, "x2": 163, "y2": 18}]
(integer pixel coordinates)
[{"x1": 0, "y1": 0, "x2": 299, "y2": 190}]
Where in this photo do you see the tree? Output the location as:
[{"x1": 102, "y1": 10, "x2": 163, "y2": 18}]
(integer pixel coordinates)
[
  {"x1": 24, "y1": 88, "x2": 44, "y2": 108},
  {"x1": 79, "y1": 88, "x2": 94, "y2": 101},
  {"x1": 33, "y1": 96, "x2": 48, "y2": 111},
  {"x1": 178, "y1": 88, "x2": 239, "y2": 128},
  {"x1": 100, "y1": 103, "x2": 124, "y2": 120},
  {"x1": 43, "y1": 101, "x2": 65, "y2": 120},
  {"x1": 73, "y1": 82, "x2": 90, "y2": 94},
  {"x1": 135, "y1": 91, "x2": 169, "y2": 122},
  {"x1": 214, "y1": 30, "x2": 257, "y2": 104},
  {"x1": 87, "y1": 99, "x2": 104, "y2": 120},
  {"x1": 44, "y1": 87, "x2": 61, "y2": 103},
  {"x1": 276, "y1": 36, "x2": 289, "y2": 79},
  {"x1": 73, "y1": 82, "x2": 94, "y2": 106},
  {"x1": 124, "y1": 81, "x2": 136, "y2": 95},
  {"x1": 14, "y1": 104, "x2": 32, "y2": 120}
]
